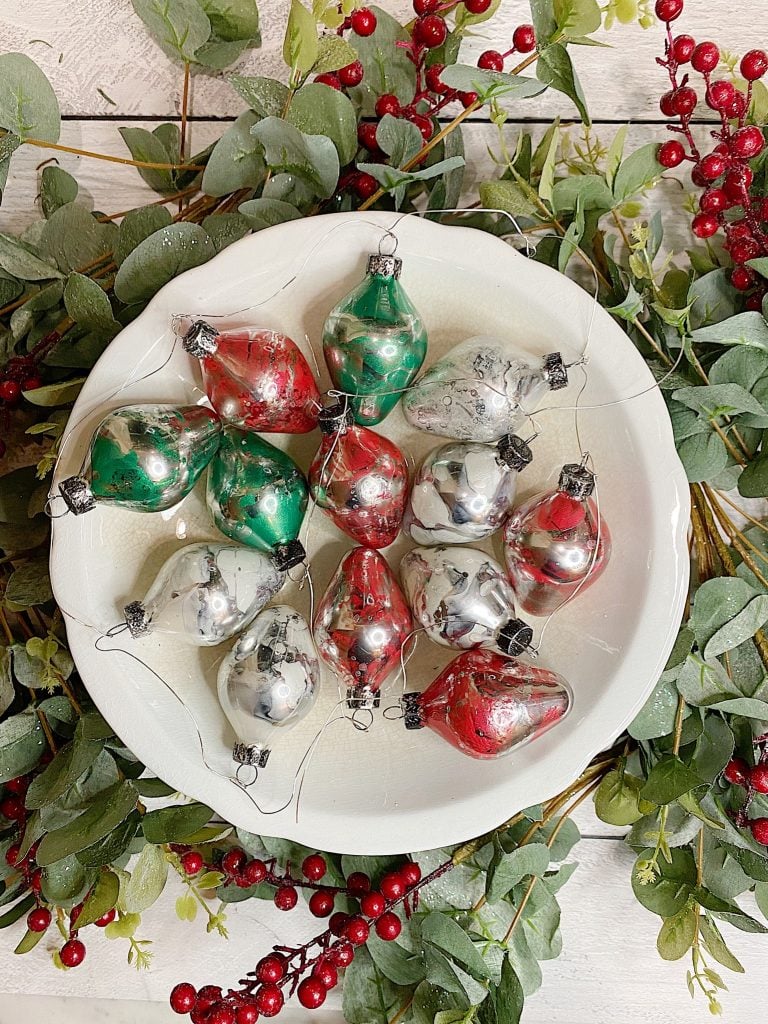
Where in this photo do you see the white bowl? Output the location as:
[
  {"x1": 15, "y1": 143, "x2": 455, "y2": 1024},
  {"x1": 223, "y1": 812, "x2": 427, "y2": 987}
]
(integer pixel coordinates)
[{"x1": 50, "y1": 212, "x2": 689, "y2": 854}]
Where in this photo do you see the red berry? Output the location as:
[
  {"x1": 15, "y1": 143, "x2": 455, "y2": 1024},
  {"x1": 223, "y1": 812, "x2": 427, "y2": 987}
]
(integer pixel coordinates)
[
  {"x1": 741, "y1": 49, "x2": 768, "y2": 81},
  {"x1": 313, "y1": 961, "x2": 338, "y2": 989},
  {"x1": 700, "y1": 188, "x2": 727, "y2": 213},
  {"x1": 425, "y1": 63, "x2": 447, "y2": 93},
  {"x1": 414, "y1": 0, "x2": 440, "y2": 13},
  {"x1": 731, "y1": 126, "x2": 765, "y2": 160},
  {"x1": 309, "y1": 890, "x2": 335, "y2": 918},
  {"x1": 330, "y1": 941, "x2": 355, "y2": 968},
  {"x1": 298, "y1": 978, "x2": 327, "y2": 1010},
  {"x1": 478, "y1": 50, "x2": 503, "y2": 73},
  {"x1": 750, "y1": 765, "x2": 768, "y2": 793},
  {"x1": 459, "y1": 90, "x2": 479, "y2": 108},
  {"x1": 691, "y1": 41, "x2": 720, "y2": 73},
  {"x1": 170, "y1": 983, "x2": 197, "y2": 1015},
  {"x1": 345, "y1": 916, "x2": 370, "y2": 945},
  {"x1": 414, "y1": 14, "x2": 447, "y2": 49},
  {"x1": 241, "y1": 858, "x2": 267, "y2": 886},
  {"x1": 221, "y1": 849, "x2": 246, "y2": 876},
  {"x1": 660, "y1": 90, "x2": 676, "y2": 116},
  {"x1": 302, "y1": 854, "x2": 327, "y2": 881},
  {"x1": 94, "y1": 908, "x2": 116, "y2": 927},
  {"x1": 375, "y1": 93, "x2": 400, "y2": 118},
  {"x1": 181, "y1": 851, "x2": 204, "y2": 876},
  {"x1": 255, "y1": 985, "x2": 284, "y2": 1018},
  {"x1": 338, "y1": 61, "x2": 364, "y2": 87},
  {"x1": 314, "y1": 73, "x2": 341, "y2": 90},
  {"x1": 512, "y1": 24, "x2": 536, "y2": 53},
  {"x1": 691, "y1": 213, "x2": 719, "y2": 239},
  {"x1": 70, "y1": 903, "x2": 83, "y2": 928},
  {"x1": 746, "y1": 292, "x2": 764, "y2": 311},
  {"x1": 400, "y1": 862, "x2": 422, "y2": 887},
  {"x1": 360, "y1": 891, "x2": 386, "y2": 918},
  {"x1": 375, "y1": 912, "x2": 402, "y2": 941},
  {"x1": 5, "y1": 843, "x2": 21, "y2": 867},
  {"x1": 760, "y1": 198, "x2": 768, "y2": 221},
  {"x1": 0, "y1": 794, "x2": 25, "y2": 821},
  {"x1": 329, "y1": 911, "x2": 350, "y2": 936},
  {"x1": 353, "y1": 172, "x2": 379, "y2": 200},
  {"x1": 357, "y1": 122, "x2": 379, "y2": 152},
  {"x1": 724, "y1": 166, "x2": 753, "y2": 201},
  {"x1": 197, "y1": 987, "x2": 224, "y2": 1012},
  {"x1": 235, "y1": 1004, "x2": 259, "y2": 1024},
  {"x1": 209, "y1": 1008, "x2": 235, "y2": 1024},
  {"x1": 730, "y1": 238, "x2": 760, "y2": 264},
  {"x1": 21, "y1": 376, "x2": 41, "y2": 392},
  {"x1": 5, "y1": 776, "x2": 30, "y2": 795},
  {"x1": 274, "y1": 885, "x2": 298, "y2": 911},
  {"x1": 351, "y1": 8, "x2": 376, "y2": 36},
  {"x1": 732, "y1": 266, "x2": 756, "y2": 291},
  {"x1": 190, "y1": 1011, "x2": 209, "y2": 1024},
  {"x1": 707, "y1": 80, "x2": 736, "y2": 112},
  {"x1": 0, "y1": 380, "x2": 21, "y2": 405},
  {"x1": 30, "y1": 869, "x2": 42, "y2": 894},
  {"x1": 655, "y1": 0, "x2": 684, "y2": 21},
  {"x1": 697, "y1": 153, "x2": 727, "y2": 181},
  {"x1": 27, "y1": 907, "x2": 52, "y2": 932},
  {"x1": 464, "y1": 0, "x2": 492, "y2": 11},
  {"x1": 346, "y1": 872, "x2": 371, "y2": 897},
  {"x1": 671, "y1": 34, "x2": 695, "y2": 64},
  {"x1": 380, "y1": 872, "x2": 406, "y2": 900},
  {"x1": 726, "y1": 90, "x2": 747, "y2": 120},
  {"x1": 60, "y1": 939, "x2": 86, "y2": 968},
  {"x1": 409, "y1": 113, "x2": 433, "y2": 142},
  {"x1": 256, "y1": 954, "x2": 286, "y2": 984},
  {"x1": 751, "y1": 817, "x2": 768, "y2": 845},
  {"x1": 671, "y1": 87, "x2": 697, "y2": 116},
  {"x1": 658, "y1": 140, "x2": 685, "y2": 168}
]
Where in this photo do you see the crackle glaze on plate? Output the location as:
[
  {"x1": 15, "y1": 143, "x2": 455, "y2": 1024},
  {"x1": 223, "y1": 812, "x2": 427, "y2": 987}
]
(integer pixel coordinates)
[{"x1": 50, "y1": 212, "x2": 689, "y2": 854}]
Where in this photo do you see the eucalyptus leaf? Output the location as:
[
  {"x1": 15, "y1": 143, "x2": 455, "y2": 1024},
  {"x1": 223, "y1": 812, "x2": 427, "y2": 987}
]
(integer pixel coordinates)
[
  {"x1": 76, "y1": 813, "x2": 141, "y2": 868},
  {"x1": 41, "y1": 854, "x2": 89, "y2": 905},
  {"x1": 631, "y1": 848, "x2": 695, "y2": 916},
  {"x1": 313, "y1": 34, "x2": 358, "y2": 74},
  {"x1": 422, "y1": 912, "x2": 491, "y2": 982},
  {"x1": 486, "y1": 844, "x2": 550, "y2": 903},
  {"x1": 657, "y1": 905, "x2": 697, "y2": 961},
  {"x1": 201, "y1": 213, "x2": 250, "y2": 253},
  {"x1": 612, "y1": 144, "x2": 664, "y2": 202},
  {"x1": 283, "y1": 0, "x2": 318, "y2": 76},
  {"x1": 689, "y1": 268, "x2": 738, "y2": 330},
  {"x1": 342, "y1": 945, "x2": 408, "y2": 1024},
  {"x1": 288, "y1": 83, "x2": 358, "y2": 165},
  {"x1": 238, "y1": 197, "x2": 302, "y2": 230},
  {"x1": 0, "y1": 709, "x2": 45, "y2": 785},
  {"x1": 76, "y1": 869, "x2": 120, "y2": 928},
  {"x1": 114, "y1": 206, "x2": 173, "y2": 267},
  {"x1": 376, "y1": 114, "x2": 422, "y2": 168},
  {"x1": 536, "y1": 44, "x2": 589, "y2": 124},
  {"x1": 123, "y1": 843, "x2": 168, "y2": 913},
  {"x1": 141, "y1": 801, "x2": 213, "y2": 843},
  {"x1": 131, "y1": 0, "x2": 212, "y2": 63},
  {"x1": 0, "y1": 233, "x2": 62, "y2": 282},
  {"x1": 251, "y1": 117, "x2": 339, "y2": 200},
  {"x1": 700, "y1": 914, "x2": 746, "y2": 973},
  {"x1": 0, "y1": 53, "x2": 60, "y2": 142},
  {"x1": 114, "y1": 223, "x2": 215, "y2": 304},
  {"x1": 440, "y1": 65, "x2": 546, "y2": 104},
  {"x1": 40, "y1": 167, "x2": 78, "y2": 219},
  {"x1": 118, "y1": 127, "x2": 176, "y2": 195},
  {"x1": 202, "y1": 111, "x2": 264, "y2": 197},
  {"x1": 26, "y1": 735, "x2": 104, "y2": 810},
  {"x1": 63, "y1": 273, "x2": 118, "y2": 335},
  {"x1": 693, "y1": 311, "x2": 768, "y2": 351},
  {"x1": 5, "y1": 558, "x2": 52, "y2": 606},
  {"x1": 594, "y1": 767, "x2": 645, "y2": 825},
  {"x1": 478, "y1": 180, "x2": 540, "y2": 220},
  {"x1": 35, "y1": 781, "x2": 138, "y2": 866},
  {"x1": 629, "y1": 677, "x2": 681, "y2": 740},
  {"x1": 229, "y1": 75, "x2": 290, "y2": 117},
  {"x1": 39, "y1": 203, "x2": 113, "y2": 275},
  {"x1": 640, "y1": 756, "x2": 703, "y2": 805}
]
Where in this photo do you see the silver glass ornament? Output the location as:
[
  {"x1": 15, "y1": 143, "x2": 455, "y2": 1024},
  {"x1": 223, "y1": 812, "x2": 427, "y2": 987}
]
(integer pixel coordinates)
[
  {"x1": 402, "y1": 336, "x2": 568, "y2": 442},
  {"x1": 400, "y1": 545, "x2": 533, "y2": 655},
  {"x1": 402, "y1": 434, "x2": 532, "y2": 545},
  {"x1": 123, "y1": 542, "x2": 285, "y2": 646},
  {"x1": 217, "y1": 606, "x2": 320, "y2": 768}
]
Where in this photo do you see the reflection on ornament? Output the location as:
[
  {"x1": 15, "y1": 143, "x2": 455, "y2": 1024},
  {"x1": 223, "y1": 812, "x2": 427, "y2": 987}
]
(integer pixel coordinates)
[
  {"x1": 402, "y1": 336, "x2": 568, "y2": 442},
  {"x1": 400, "y1": 545, "x2": 532, "y2": 656},
  {"x1": 58, "y1": 404, "x2": 221, "y2": 515},
  {"x1": 402, "y1": 648, "x2": 572, "y2": 759},
  {"x1": 217, "y1": 605, "x2": 319, "y2": 768},
  {"x1": 503, "y1": 461, "x2": 611, "y2": 616},
  {"x1": 323, "y1": 254, "x2": 427, "y2": 426},
  {"x1": 207, "y1": 426, "x2": 308, "y2": 571},
  {"x1": 308, "y1": 402, "x2": 409, "y2": 548},
  {"x1": 123, "y1": 542, "x2": 285, "y2": 645},
  {"x1": 313, "y1": 546, "x2": 413, "y2": 708},
  {"x1": 403, "y1": 434, "x2": 532, "y2": 546},
  {"x1": 183, "y1": 321, "x2": 320, "y2": 433}
]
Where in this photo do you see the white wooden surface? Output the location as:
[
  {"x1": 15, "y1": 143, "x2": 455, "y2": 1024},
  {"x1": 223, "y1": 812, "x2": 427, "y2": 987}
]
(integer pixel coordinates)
[{"x1": 1, "y1": 0, "x2": 767, "y2": 1020}]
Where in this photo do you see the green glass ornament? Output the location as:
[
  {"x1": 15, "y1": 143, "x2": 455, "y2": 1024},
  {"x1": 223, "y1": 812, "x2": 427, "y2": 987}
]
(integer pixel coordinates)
[
  {"x1": 323, "y1": 253, "x2": 428, "y2": 426},
  {"x1": 207, "y1": 426, "x2": 308, "y2": 571}
]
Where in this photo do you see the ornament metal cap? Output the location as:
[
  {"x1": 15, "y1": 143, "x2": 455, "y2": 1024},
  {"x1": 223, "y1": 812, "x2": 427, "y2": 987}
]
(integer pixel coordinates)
[
  {"x1": 232, "y1": 743, "x2": 271, "y2": 768},
  {"x1": 346, "y1": 685, "x2": 381, "y2": 710},
  {"x1": 367, "y1": 253, "x2": 402, "y2": 279},
  {"x1": 124, "y1": 600, "x2": 151, "y2": 639},
  {"x1": 558, "y1": 462, "x2": 596, "y2": 500},
  {"x1": 272, "y1": 540, "x2": 306, "y2": 572},
  {"x1": 317, "y1": 400, "x2": 353, "y2": 435},
  {"x1": 182, "y1": 319, "x2": 220, "y2": 358},
  {"x1": 542, "y1": 352, "x2": 568, "y2": 391},
  {"x1": 58, "y1": 475, "x2": 96, "y2": 515},
  {"x1": 496, "y1": 618, "x2": 534, "y2": 657},
  {"x1": 402, "y1": 692, "x2": 425, "y2": 730},
  {"x1": 497, "y1": 434, "x2": 533, "y2": 472}
]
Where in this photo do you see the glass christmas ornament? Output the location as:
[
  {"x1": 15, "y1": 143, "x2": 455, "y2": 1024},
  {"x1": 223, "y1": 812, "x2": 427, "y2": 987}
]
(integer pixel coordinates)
[
  {"x1": 313, "y1": 546, "x2": 413, "y2": 708},
  {"x1": 403, "y1": 434, "x2": 532, "y2": 546},
  {"x1": 308, "y1": 401, "x2": 409, "y2": 548},
  {"x1": 400, "y1": 545, "x2": 533, "y2": 656},
  {"x1": 217, "y1": 605, "x2": 320, "y2": 769},
  {"x1": 322, "y1": 254, "x2": 428, "y2": 426},
  {"x1": 58, "y1": 404, "x2": 221, "y2": 515},
  {"x1": 402, "y1": 649, "x2": 572, "y2": 760},
  {"x1": 123, "y1": 542, "x2": 285, "y2": 645},
  {"x1": 182, "y1": 321, "x2": 321, "y2": 433},
  {"x1": 502, "y1": 460, "x2": 611, "y2": 617},
  {"x1": 207, "y1": 426, "x2": 308, "y2": 571},
  {"x1": 402, "y1": 335, "x2": 568, "y2": 442}
]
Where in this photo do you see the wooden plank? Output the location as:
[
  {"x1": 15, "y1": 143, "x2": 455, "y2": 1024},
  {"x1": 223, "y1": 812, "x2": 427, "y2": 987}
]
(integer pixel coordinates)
[{"x1": 0, "y1": 0, "x2": 756, "y2": 121}]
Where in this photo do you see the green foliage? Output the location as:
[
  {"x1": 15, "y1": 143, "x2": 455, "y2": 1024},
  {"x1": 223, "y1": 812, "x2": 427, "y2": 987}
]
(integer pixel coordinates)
[{"x1": 131, "y1": 0, "x2": 259, "y2": 69}]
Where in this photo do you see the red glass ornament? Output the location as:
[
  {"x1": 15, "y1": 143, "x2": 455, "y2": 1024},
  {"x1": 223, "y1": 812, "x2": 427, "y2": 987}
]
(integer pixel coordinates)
[
  {"x1": 183, "y1": 321, "x2": 320, "y2": 433},
  {"x1": 309, "y1": 403, "x2": 409, "y2": 548},
  {"x1": 313, "y1": 546, "x2": 413, "y2": 707},
  {"x1": 502, "y1": 461, "x2": 611, "y2": 617},
  {"x1": 403, "y1": 649, "x2": 572, "y2": 759}
]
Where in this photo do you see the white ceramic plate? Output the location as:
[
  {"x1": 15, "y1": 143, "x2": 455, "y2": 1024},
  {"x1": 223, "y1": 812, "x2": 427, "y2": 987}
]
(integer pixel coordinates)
[{"x1": 50, "y1": 212, "x2": 689, "y2": 854}]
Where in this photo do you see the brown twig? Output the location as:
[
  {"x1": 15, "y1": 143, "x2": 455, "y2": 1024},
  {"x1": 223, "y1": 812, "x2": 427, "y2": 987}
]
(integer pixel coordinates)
[{"x1": 21, "y1": 136, "x2": 205, "y2": 171}]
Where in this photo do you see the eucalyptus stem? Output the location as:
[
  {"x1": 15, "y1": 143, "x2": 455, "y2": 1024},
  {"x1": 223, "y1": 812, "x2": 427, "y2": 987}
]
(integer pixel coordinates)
[{"x1": 20, "y1": 136, "x2": 205, "y2": 172}]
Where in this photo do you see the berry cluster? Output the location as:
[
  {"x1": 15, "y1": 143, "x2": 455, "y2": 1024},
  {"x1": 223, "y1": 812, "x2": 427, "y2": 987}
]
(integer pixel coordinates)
[
  {"x1": 0, "y1": 328, "x2": 63, "y2": 460},
  {"x1": 654, "y1": 0, "x2": 768, "y2": 306},
  {"x1": 477, "y1": 23, "x2": 536, "y2": 75},
  {"x1": 722, "y1": 734, "x2": 768, "y2": 845},
  {"x1": 169, "y1": 850, "x2": 436, "y2": 1021}
]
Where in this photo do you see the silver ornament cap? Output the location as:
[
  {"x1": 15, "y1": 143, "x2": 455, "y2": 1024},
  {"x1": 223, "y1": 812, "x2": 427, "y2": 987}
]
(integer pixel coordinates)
[
  {"x1": 496, "y1": 617, "x2": 534, "y2": 657},
  {"x1": 272, "y1": 540, "x2": 306, "y2": 572},
  {"x1": 232, "y1": 743, "x2": 271, "y2": 768},
  {"x1": 58, "y1": 475, "x2": 96, "y2": 515},
  {"x1": 558, "y1": 463, "x2": 596, "y2": 500},
  {"x1": 182, "y1": 320, "x2": 220, "y2": 358},
  {"x1": 124, "y1": 600, "x2": 151, "y2": 638},
  {"x1": 367, "y1": 253, "x2": 402, "y2": 279},
  {"x1": 497, "y1": 434, "x2": 533, "y2": 473},
  {"x1": 543, "y1": 352, "x2": 568, "y2": 391}
]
